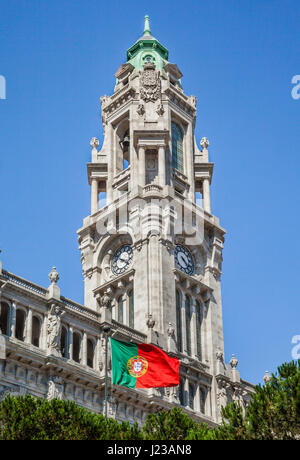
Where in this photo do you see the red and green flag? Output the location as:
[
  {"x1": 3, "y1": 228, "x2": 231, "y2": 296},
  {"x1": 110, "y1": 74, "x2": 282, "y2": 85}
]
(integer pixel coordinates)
[{"x1": 111, "y1": 337, "x2": 180, "y2": 389}]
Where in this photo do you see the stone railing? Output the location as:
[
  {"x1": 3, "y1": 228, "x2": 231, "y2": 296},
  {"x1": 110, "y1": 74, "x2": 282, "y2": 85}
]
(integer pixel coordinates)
[
  {"x1": 60, "y1": 296, "x2": 98, "y2": 321},
  {"x1": 111, "y1": 319, "x2": 147, "y2": 343},
  {"x1": 1, "y1": 270, "x2": 48, "y2": 296},
  {"x1": 143, "y1": 184, "x2": 162, "y2": 195}
]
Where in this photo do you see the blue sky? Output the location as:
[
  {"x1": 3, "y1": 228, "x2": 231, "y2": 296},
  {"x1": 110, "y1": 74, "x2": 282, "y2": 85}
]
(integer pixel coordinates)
[{"x1": 0, "y1": 0, "x2": 299, "y2": 385}]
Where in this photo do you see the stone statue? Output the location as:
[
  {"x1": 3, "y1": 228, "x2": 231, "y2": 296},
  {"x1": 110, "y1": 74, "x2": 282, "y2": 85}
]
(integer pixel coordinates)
[
  {"x1": 47, "y1": 304, "x2": 65, "y2": 356},
  {"x1": 47, "y1": 376, "x2": 64, "y2": 400}
]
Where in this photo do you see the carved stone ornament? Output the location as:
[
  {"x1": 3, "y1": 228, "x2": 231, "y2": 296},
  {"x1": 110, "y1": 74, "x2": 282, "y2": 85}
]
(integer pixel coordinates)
[
  {"x1": 156, "y1": 103, "x2": 164, "y2": 116},
  {"x1": 140, "y1": 62, "x2": 161, "y2": 102},
  {"x1": 216, "y1": 348, "x2": 224, "y2": 362},
  {"x1": 167, "y1": 322, "x2": 175, "y2": 337},
  {"x1": 47, "y1": 304, "x2": 65, "y2": 356},
  {"x1": 230, "y1": 354, "x2": 238, "y2": 369},
  {"x1": 136, "y1": 104, "x2": 145, "y2": 116},
  {"x1": 100, "y1": 291, "x2": 111, "y2": 309},
  {"x1": 146, "y1": 314, "x2": 155, "y2": 329},
  {"x1": 200, "y1": 137, "x2": 209, "y2": 150},
  {"x1": 263, "y1": 371, "x2": 271, "y2": 383},
  {"x1": 90, "y1": 137, "x2": 99, "y2": 150},
  {"x1": 48, "y1": 267, "x2": 59, "y2": 284}
]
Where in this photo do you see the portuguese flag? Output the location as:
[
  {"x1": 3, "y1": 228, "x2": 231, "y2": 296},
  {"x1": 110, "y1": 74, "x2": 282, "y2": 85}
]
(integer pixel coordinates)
[{"x1": 111, "y1": 338, "x2": 180, "y2": 389}]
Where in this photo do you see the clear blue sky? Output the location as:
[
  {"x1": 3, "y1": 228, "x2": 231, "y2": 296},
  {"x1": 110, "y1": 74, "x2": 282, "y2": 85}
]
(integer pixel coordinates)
[{"x1": 0, "y1": 0, "x2": 299, "y2": 385}]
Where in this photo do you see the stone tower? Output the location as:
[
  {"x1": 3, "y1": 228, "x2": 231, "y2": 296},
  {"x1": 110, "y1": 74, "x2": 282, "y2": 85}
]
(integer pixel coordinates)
[{"x1": 77, "y1": 16, "x2": 253, "y2": 423}]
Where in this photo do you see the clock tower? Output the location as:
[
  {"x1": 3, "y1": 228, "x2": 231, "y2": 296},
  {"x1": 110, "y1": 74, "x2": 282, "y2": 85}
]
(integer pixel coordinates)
[{"x1": 77, "y1": 16, "x2": 253, "y2": 424}]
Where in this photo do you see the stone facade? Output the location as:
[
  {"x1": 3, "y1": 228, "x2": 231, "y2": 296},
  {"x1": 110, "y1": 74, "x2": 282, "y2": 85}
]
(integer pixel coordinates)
[{"x1": 0, "y1": 17, "x2": 254, "y2": 427}]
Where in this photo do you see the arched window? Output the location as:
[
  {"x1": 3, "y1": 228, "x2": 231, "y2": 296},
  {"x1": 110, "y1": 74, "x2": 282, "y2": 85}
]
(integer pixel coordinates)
[
  {"x1": 87, "y1": 339, "x2": 94, "y2": 368},
  {"x1": 32, "y1": 316, "x2": 41, "y2": 347},
  {"x1": 16, "y1": 309, "x2": 26, "y2": 341},
  {"x1": 73, "y1": 332, "x2": 81, "y2": 363},
  {"x1": 185, "y1": 296, "x2": 192, "y2": 356},
  {"x1": 172, "y1": 122, "x2": 184, "y2": 172},
  {"x1": 196, "y1": 301, "x2": 202, "y2": 360},
  {"x1": 61, "y1": 326, "x2": 68, "y2": 357},
  {"x1": 0, "y1": 302, "x2": 9, "y2": 336},
  {"x1": 176, "y1": 290, "x2": 182, "y2": 353},
  {"x1": 128, "y1": 290, "x2": 134, "y2": 329}
]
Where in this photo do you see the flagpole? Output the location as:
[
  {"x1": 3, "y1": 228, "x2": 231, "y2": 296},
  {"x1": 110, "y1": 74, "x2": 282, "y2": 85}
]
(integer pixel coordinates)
[{"x1": 103, "y1": 325, "x2": 111, "y2": 419}]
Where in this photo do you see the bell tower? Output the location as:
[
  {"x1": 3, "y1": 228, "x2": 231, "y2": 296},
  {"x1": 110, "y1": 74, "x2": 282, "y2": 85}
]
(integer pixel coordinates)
[{"x1": 77, "y1": 17, "x2": 251, "y2": 423}]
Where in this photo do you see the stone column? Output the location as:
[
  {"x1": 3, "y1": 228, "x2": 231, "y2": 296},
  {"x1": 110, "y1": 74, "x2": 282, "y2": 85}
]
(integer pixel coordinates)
[
  {"x1": 139, "y1": 146, "x2": 146, "y2": 187},
  {"x1": 202, "y1": 178, "x2": 211, "y2": 214},
  {"x1": 10, "y1": 301, "x2": 17, "y2": 338},
  {"x1": 25, "y1": 309, "x2": 32, "y2": 344},
  {"x1": 68, "y1": 326, "x2": 73, "y2": 360},
  {"x1": 195, "y1": 384, "x2": 200, "y2": 413},
  {"x1": 91, "y1": 178, "x2": 98, "y2": 215},
  {"x1": 158, "y1": 145, "x2": 166, "y2": 187},
  {"x1": 82, "y1": 331, "x2": 87, "y2": 366}
]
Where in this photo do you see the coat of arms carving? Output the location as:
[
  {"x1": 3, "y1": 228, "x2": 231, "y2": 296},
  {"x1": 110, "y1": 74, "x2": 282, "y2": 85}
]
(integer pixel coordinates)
[{"x1": 140, "y1": 62, "x2": 161, "y2": 102}]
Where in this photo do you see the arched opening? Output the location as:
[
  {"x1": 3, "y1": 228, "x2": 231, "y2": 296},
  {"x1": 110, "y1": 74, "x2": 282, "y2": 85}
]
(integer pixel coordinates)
[
  {"x1": 31, "y1": 316, "x2": 41, "y2": 347},
  {"x1": 185, "y1": 296, "x2": 192, "y2": 356},
  {"x1": 116, "y1": 119, "x2": 130, "y2": 174},
  {"x1": 72, "y1": 332, "x2": 81, "y2": 363},
  {"x1": 87, "y1": 339, "x2": 94, "y2": 368},
  {"x1": 128, "y1": 290, "x2": 134, "y2": 329},
  {"x1": 176, "y1": 290, "x2": 182, "y2": 353},
  {"x1": 171, "y1": 121, "x2": 184, "y2": 172},
  {"x1": 16, "y1": 309, "x2": 26, "y2": 341},
  {"x1": 61, "y1": 326, "x2": 67, "y2": 357},
  {"x1": 0, "y1": 302, "x2": 9, "y2": 336}
]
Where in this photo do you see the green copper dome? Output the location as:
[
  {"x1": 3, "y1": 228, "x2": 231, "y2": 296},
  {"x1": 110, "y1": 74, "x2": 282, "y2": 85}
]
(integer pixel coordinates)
[{"x1": 126, "y1": 16, "x2": 169, "y2": 71}]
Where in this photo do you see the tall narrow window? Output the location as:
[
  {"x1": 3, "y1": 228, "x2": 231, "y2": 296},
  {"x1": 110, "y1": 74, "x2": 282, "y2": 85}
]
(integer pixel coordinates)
[
  {"x1": 0, "y1": 302, "x2": 9, "y2": 336},
  {"x1": 87, "y1": 339, "x2": 94, "y2": 368},
  {"x1": 61, "y1": 326, "x2": 68, "y2": 357},
  {"x1": 172, "y1": 122, "x2": 184, "y2": 172},
  {"x1": 176, "y1": 290, "x2": 182, "y2": 352},
  {"x1": 185, "y1": 296, "x2": 192, "y2": 356},
  {"x1": 73, "y1": 332, "x2": 81, "y2": 363},
  {"x1": 118, "y1": 296, "x2": 124, "y2": 324},
  {"x1": 189, "y1": 383, "x2": 194, "y2": 409},
  {"x1": 32, "y1": 316, "x2": 41, "y2": 347},
  {"x1": 16, "y1": 309, "x2": 25, "y2": 341},
  {"x1": 179, "y1": 379, "x2": 185, "y2": 406},
  {"x1": 128, "y1": 290, "x2": 134, "y2": 329},
  {"x1": 200, "y1": 387, "x2": 206, "y2": 414},
  {"x1": 196, "y1": 301, "x2": 202, "y2": 360}
]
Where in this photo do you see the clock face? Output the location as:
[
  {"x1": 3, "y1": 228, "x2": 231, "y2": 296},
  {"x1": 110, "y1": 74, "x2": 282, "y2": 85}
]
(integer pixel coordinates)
[
  {"x1": 174, "y1": 245, "x2": 195, "y2": 275},
  {"x1": 111, "y1": 245, "x2": 133, "y2": 275}
]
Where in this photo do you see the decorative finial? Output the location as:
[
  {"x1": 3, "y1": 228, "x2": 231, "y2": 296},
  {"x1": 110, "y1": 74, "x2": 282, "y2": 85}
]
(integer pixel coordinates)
[
  {"x1": 143, "y1": 15, "x2": 151, "y2": 37},
  {"x1": 230, "y1": 354, "x2": 238, "y2": 369},
  {"x1": 48, "y1": 267, "x2": 59, "y2": 285},
  {"x1": 263, "y1": 371, "x2": 271, "y2": 384},
  {"x1": 200, "y1": 137, "x2": 210, "y2": 150},
  {"x1": 90, "y1": 137, "x2": 99, "y2": 151}
]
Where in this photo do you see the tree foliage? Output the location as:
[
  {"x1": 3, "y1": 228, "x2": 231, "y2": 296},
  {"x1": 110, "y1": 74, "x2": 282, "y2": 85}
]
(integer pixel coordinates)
[
  {"x1": 0, "y1": 360, "x2": 299, "y2": 440},
  {"x1": 216, "y1": 360, "x2": 300, "y2": 440}
]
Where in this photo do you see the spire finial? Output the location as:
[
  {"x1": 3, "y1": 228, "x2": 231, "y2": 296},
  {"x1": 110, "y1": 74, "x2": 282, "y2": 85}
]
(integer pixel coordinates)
[{"x1": 143, "y1": 15, "x2": 151, "y2": 37}]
